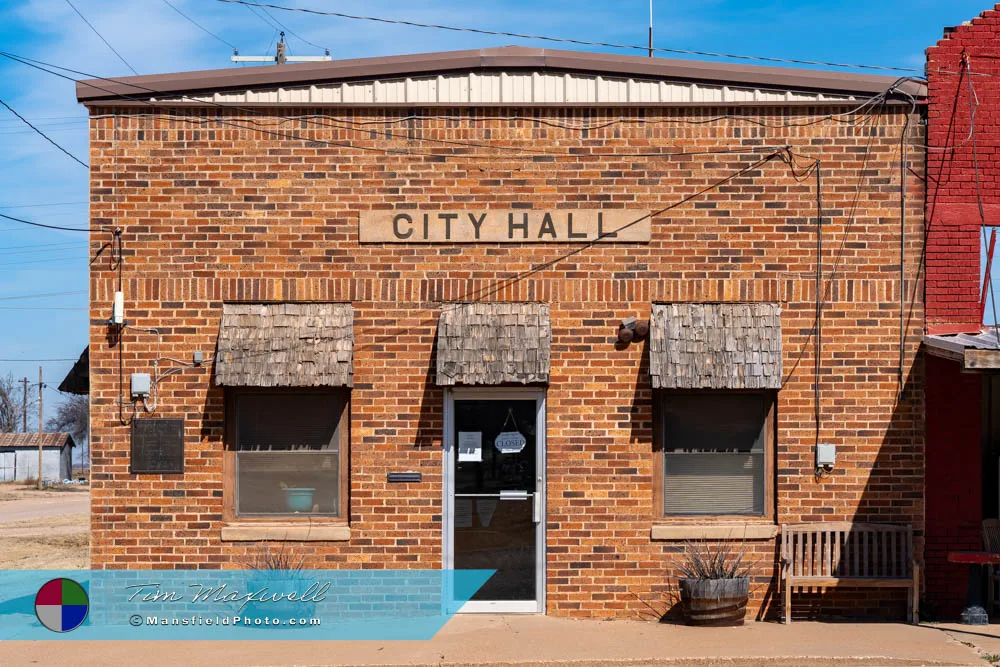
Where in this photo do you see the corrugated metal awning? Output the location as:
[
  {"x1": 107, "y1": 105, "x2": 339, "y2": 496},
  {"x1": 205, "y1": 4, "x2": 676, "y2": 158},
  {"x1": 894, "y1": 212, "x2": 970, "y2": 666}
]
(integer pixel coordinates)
[
  {"x1": 924, "y1": 328, "x2": 1000, "y2": 371},
  {"x1": 436, "y1": 302, "x2": 550, "y2": 386},
  {"x1": 649, "y1": 303, "x2": 782, "y2": 389},
  {"x1": 215, "y1": 303, "x2": 354, "y2": 388}
]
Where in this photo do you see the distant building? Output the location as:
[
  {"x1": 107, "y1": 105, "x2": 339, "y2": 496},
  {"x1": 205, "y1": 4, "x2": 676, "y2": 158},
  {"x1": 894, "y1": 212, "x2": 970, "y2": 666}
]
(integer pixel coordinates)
[{"x1": 0, "y1": 433, "x2": 75, "y2": 482}]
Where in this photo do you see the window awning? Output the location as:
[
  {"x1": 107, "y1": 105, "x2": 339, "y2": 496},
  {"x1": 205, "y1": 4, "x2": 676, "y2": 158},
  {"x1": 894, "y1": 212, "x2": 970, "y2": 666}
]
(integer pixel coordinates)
[
  {"x1": 215, "y1": 303, "x2": 354, "y2": 388},
  {"x1": 649, "y1": 303, "x2": 782, "y2": 390},
  {"x1": 436, "y1": 302, "x2": 550, "y2": 386}
]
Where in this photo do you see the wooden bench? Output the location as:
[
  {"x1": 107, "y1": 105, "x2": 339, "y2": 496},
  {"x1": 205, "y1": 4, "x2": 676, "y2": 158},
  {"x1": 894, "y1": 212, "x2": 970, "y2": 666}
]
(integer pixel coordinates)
[{"x1": 780, "y1": 523, "x2": 919, "y2": 624}]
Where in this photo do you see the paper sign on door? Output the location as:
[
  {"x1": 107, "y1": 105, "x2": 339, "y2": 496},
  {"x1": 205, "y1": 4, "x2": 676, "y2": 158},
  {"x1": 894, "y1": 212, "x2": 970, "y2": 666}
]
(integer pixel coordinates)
[{"x1": 458, "y1": 432, "x2": 482, "y2": 462}]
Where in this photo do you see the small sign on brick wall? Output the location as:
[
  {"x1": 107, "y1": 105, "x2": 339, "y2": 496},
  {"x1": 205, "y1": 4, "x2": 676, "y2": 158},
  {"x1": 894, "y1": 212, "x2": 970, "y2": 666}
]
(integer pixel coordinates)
[
  {"x1": 130, "y1": 418, "x2": 184, "y2": 474},
  {"x1": 359, "y1": 209, "x2": 651, "y2": 243}
]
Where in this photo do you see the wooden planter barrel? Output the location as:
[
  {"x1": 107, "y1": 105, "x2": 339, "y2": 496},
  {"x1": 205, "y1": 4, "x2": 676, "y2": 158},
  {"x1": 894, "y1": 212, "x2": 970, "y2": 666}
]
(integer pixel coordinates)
[{"x1": 679, "y1": 577, "x2": 749, "y2": 626}]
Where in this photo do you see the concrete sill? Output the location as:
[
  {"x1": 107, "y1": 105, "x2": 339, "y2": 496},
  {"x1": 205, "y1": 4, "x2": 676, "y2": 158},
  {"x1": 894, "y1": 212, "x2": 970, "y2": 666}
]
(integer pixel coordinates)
[
  {"x1": 221, "y1": 523, "x2": 351, "y2": 542},
  {"x1": 650, "y1": 523, "x2": 780, "y2": 541}
]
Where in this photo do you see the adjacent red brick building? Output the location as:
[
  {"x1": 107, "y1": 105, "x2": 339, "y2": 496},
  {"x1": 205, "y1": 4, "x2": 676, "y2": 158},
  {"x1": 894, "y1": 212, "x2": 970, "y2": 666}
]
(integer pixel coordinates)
[
  {"x1": 78, "y1": 47, "x2": 926, "y2": 619},
  {"x1": 923, "y1": 6, "x2": 1000, "y2": 620}
]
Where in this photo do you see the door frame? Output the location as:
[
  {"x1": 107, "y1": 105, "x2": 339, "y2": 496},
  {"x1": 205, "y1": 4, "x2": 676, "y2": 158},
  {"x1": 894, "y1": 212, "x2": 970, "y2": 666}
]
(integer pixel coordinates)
[{"x1": 442, "y1": 386, "x2": 546, "y2": 614}]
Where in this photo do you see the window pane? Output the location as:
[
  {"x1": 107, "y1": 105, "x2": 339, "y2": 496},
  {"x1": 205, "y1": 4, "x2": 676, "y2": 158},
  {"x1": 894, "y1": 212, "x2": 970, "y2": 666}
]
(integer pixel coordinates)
[
  {"x1": 662, "y1": 393, "x2": 767, "y2": 453},
  {"x1": 237, "y1": 393, "x2": 342, "y2": 452},
  {"x1": 237, "y1": 451, "x2": 340, "y2": 516},
  {"x1": 663, "y1": 452, "x2": 763, "y2": 515}
]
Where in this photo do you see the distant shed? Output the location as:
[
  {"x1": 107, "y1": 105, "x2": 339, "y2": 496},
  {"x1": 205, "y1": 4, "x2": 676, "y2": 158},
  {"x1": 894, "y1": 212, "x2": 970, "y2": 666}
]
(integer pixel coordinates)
[{"x1": 0, "y1": 433, "x2": 75, "y2": 482}]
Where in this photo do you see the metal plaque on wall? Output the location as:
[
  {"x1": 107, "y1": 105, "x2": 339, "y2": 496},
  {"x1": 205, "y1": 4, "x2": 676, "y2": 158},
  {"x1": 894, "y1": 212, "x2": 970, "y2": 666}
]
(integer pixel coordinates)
[{"x1": 130, "y1": 418, "x2": 184, "y2": 474}]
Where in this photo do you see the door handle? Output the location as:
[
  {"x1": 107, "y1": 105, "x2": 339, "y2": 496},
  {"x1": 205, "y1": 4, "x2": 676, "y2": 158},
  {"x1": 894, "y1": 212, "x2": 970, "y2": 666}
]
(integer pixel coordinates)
[
  {"x1": 499, "y1": 490, "x2": 528, "y2": 500},
  {"x1": 533, "y1": 492, "x2": 541, "y2": 524}
]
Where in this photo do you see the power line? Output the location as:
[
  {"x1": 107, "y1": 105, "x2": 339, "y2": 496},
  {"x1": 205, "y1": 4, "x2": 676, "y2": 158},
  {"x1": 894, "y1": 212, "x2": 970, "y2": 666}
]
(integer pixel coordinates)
[
  {"x1": 0, "y1": 254, "x2": 86, "y2": 268},
  {"x1": 160, "y1": 0, "x2": 238, "y2": 51},
  {"x1": 0, "y1": 290, "x2": 87, "y2": 301},
  {"x1": 0, "y1": 306, "x2": 87, "y2": 311},
  {"x1": 0, "y1": 211, "x2": 96, "y2": 233},
  {"x1": 0, "y1": 358, "x2": 78, "y2": 362},
  {"x1": 63, "y1": 0, "x2": 139, "y2": 76},
  {"x1": 217, "y1": 0, "x2": 925, "y2": 75},
  {"x1": 254, "y1": 3, "x2": 328, "y2": 53},
  {"x1": 0, "y1": 243, "x2": 82, "y2": 256},
  {"x1": 1, "y1": 50, "x2": 895, "y2": 167},
  {"x1": 0, "y1": 97, "x2": 88, "y2": 167},
  {"x1": 0, "y1": 201, "x2": 87, "y2": 209}
]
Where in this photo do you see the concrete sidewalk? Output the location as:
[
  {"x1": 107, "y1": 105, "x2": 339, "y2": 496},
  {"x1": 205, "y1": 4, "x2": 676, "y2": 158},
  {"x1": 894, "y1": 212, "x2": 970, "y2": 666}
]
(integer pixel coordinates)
[{"x1": 4, "y1": 615, "x2": 998, "y2": 666}]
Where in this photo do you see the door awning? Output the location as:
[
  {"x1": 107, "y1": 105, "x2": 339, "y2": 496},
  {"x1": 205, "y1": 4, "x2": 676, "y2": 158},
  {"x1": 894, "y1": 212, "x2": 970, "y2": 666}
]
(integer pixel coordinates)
[
  {"x1": 436, "y1": 302, "x2": 550, "y2": 386},
  {"x1": 649, "y1": 303, "x2": 782, "y2": 389},
  {"x1": 215, "y1": 302, "x2": 354, "y2": 387}
]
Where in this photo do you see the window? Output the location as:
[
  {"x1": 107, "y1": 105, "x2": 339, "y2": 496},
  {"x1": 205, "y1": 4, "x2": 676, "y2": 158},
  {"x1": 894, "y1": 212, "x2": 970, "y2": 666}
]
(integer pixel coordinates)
[
  {"x1": 656, "y1": 391, "x2": 774, "y2": 517},
  {"x1": 226, "y1": 390, "x2": 348, "y2": 519}
]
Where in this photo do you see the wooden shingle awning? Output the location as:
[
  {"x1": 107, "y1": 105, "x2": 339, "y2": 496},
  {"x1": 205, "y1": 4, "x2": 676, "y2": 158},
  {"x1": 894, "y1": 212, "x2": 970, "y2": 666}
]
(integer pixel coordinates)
[
  {"x1": 649, "y1": 303, "x2": 782, "y2": 390},
  {"x1": 215, "y1": 303, "x2": 354, "y2": 388},
  {"x1": 436, "y1": 303, "x2": 550, "y2": 386}
]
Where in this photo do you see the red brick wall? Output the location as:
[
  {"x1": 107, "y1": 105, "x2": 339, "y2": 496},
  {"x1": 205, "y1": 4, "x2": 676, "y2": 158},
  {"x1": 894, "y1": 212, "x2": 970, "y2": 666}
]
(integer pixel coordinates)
[
  {"x1": 925, "y1": 7, "x2": 1000, "y2": 333},
  {"x1": 924, "y1": 353, "x2": 982, "y2": 619},
  {"x1": 923, "y1": 6, "x2": 1000, "y2": 620},
  {"x1": 87, "y1": 104, "x2": 924, "y2": 620}
]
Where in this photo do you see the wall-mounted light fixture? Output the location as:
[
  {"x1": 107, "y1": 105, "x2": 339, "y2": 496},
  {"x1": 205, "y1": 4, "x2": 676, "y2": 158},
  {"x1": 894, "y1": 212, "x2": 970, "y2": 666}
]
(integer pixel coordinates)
[{"x1": 617, "y1": 316, "x2": 649, "y2": 345}]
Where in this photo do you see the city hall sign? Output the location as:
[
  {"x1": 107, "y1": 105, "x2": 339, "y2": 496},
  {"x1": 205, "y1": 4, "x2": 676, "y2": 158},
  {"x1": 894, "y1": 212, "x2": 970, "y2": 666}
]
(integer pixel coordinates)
[{"x1": 359, "y1": 210, "x2": 651, "y2": 243}]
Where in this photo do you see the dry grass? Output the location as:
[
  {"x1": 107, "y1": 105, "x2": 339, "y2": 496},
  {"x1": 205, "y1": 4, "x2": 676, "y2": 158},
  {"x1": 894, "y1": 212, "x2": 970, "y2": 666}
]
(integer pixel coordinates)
[{"x1": 0, "y1": 486, "x2": 89, "y2": 568}]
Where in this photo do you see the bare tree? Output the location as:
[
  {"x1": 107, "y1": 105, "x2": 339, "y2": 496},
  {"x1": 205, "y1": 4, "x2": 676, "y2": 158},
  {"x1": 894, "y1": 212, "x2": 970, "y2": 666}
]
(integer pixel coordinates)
[
  {"x1": 46, "y1": 394, "x2": 89, "y2": 468},
  {"x1": 0, "y1": 372, "x2": 34, "y2": 433}
]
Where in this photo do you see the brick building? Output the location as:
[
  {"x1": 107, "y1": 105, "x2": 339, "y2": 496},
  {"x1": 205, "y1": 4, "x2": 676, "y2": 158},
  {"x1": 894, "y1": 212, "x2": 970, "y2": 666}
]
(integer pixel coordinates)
[
  {"x1": 923, "y1": 6, "x2": 1000, "y2": 621},
  {"x1": 77, "y1": 47, "x2": 926, "y2": 619}
]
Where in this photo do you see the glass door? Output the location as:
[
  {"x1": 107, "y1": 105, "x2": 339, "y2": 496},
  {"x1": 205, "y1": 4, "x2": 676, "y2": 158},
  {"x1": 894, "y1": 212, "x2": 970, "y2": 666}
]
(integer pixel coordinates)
[{"x1": 444, "y1": 388, "x2": 545, "y2": 613}]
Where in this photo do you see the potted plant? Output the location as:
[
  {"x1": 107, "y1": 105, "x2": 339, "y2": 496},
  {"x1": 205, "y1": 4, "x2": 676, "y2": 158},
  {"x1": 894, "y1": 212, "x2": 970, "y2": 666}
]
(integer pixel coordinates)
[
  {"x1": 677, "y1": 540, "x2": 752, "y2": 626},
  {"x1": 279, "y1": 481, "x2": 315, "y2": 513}
]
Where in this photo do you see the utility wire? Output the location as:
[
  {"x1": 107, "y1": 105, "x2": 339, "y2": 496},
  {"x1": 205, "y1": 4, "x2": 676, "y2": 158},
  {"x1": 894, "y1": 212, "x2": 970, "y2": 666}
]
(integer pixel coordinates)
[
  {"x1": 160, "y1": 0, "x2": 238, "y2": 51},
  {"x1": 0, "y1": 97, "x2": 88, "y2": 168},
  {"x1": 63, "y1": 0, "x2": 139, "y2": 76},
  {"x1": 1, "y1": 50, "x2": 895, "y2": 166},
  {"x1": 217, "y1": 0, "x2": 925, "y2": 75},
  {"x1": 0, "y1": 211, "x2": 96, "y2": 233},
  {"x1": 254, "y1": 3, "x2": 328, "y2": 53},
  {"x1": 0, "y1": 358, "x2": 77, "y2": 362},
  {"x1": 0, "y1": 290, "x2": 87, "y2": 301},
  {"x1": 0, "y1": 201, "x2": 87, "y2": 209}
]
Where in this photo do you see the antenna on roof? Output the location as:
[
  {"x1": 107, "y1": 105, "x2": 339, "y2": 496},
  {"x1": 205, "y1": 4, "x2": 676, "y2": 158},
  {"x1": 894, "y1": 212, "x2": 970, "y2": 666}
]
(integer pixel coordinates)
[
  {"x1": 648, "y1": 0, "x2": 654, "y2": 57},
  {"x1": 231, "y1": 31, "x2": 332, "y2": 65}
]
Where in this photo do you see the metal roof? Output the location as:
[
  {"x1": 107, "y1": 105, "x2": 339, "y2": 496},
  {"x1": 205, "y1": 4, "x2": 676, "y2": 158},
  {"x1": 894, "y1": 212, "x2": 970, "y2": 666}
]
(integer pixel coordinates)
[
  {"x1": 924, "y1": 329, "x2": 1000, "y2": 354},
  {"x1": 0, "y1": 433, "x2": 75, "y2": 449},
  {"x1": 76, "y1": 46, "x2": 926, "y2": 105},
  {"x1": 924, "y1": 328, "x2": 1000, "y2": 371}
]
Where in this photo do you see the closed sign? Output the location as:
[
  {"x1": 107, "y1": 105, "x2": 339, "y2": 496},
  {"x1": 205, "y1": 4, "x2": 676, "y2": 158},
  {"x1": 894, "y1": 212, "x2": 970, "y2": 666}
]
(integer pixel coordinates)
[{"x1": 495, "y1": 432, "x2": 527, "y2": 454}]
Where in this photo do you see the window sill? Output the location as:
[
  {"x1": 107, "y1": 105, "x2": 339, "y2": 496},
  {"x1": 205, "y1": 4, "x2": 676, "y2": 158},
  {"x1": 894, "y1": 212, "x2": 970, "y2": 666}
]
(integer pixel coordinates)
[
  {"x1": 221, "y1": 523, "x2": 351, "y2": 542},
  {"x1": 650, "y1": 523, "x2": 779, "y2": 541}
]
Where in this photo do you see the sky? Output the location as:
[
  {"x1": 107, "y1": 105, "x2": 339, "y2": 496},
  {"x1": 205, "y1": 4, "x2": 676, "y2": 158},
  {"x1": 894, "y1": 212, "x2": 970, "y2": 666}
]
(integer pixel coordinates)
[{"x1": 0, "y1": 0, "x2": 993, "y2": 425}]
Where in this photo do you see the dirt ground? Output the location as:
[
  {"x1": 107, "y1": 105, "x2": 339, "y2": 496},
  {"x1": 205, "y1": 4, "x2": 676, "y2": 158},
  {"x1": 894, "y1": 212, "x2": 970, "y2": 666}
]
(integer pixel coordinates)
[{"x1": 0, "y1": 484, "x2": 89, "y2": 569}]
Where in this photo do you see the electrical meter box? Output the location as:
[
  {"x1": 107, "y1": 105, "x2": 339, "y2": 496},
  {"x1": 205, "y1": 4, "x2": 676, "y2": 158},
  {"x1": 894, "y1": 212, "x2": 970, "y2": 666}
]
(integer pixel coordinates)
[
  {"x1": 130, "y1": 373, "x2": 151, "y2": 399},
  {"x1": 816, "y1": 443, "x2": 836, "y2": 467}
]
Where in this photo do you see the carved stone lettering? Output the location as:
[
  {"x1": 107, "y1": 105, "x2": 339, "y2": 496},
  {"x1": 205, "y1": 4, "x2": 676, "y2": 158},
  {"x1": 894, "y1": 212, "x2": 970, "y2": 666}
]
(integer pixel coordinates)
[{"x1": 360, "y1": 210, "x2": 650, "y2": 243}]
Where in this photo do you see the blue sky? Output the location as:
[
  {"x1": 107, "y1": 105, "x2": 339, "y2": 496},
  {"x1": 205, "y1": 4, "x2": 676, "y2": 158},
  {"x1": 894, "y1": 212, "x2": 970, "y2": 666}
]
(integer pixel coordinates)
[{"x1": 0, "y1": 0, "x2": 993, "y2": 423}]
